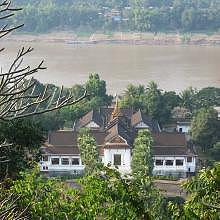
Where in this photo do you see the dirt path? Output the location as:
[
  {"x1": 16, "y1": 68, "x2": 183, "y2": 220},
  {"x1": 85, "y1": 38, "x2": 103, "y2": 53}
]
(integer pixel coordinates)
[{"x1": 154, "y1": 179, "x2": 188, "y2": 198}]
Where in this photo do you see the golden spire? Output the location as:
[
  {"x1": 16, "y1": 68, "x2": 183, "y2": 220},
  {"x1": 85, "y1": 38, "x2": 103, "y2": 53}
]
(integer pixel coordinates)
[{"x1": 112, "y1": 96, "x2": 122, "y2": 119}]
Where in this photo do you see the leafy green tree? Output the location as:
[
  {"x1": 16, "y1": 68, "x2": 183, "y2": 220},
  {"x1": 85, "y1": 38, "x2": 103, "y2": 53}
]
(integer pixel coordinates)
[
  {"x1": 121, "y1": 82, "x2": 181, "y2": 126},
  {"x1": 85, "y1": 73, "x2": 105, "y2": 97},
  {"x1": 120, "y1": 84, "x2": 145, "y2": 110},
  {"x1": 131, "y1": 129, "x2": 153, "y2": 177},
  {"x1": 10, "y1": 167, "x2": 80, "y2": 219},
  {"x1": 144, "y1": 81, "x2": 168, "y2": 125},
  {"x1": 181, "y1": 8, "x2": 196, "y2": 31},
  {"x1": 12, "y1": 0, "x2": 220, "y2": 33},
  {"x1": 169, "y1": 163, "x2": 220, "y2": 219},
  {"x1": 209, "y1": 142, "x2": 220, "y2": 162},
  {"x1": 191, "y1": 108, "x2": 220, "y2": 151},
  {"x1": 0, "y1": 119, "x2": 45, "y2": 180},
  {"x1": 131, "y1": 129, "x2": 166, "y2": 219},
  {"x1": 195, "y1": 87, "x2": 220, "y2": 109},
  {"x1": 34, "y1": 111, "x2": 65, "y2": 133},
  {"x1": 79, "y1": 162, "x2": 165, "y2": 219},
  {"x1": 34, "y1": 74, "x2": 112, "y2": 130},
  {"x1": 77, "y1": 128, "x2": 102, "y2": 175},
  {"x1": 180, "y1": 87, "x2": 197, "y2": 112},
  {"x1": 78, "y1": 167, "x2": 139, "y2": 219},
  {"x1": 163, "y1": 91, "x2": 181, "y2": 112}
]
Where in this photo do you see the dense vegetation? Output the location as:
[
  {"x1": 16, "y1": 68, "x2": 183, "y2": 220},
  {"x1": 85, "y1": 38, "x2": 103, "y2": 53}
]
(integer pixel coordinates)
[
  {"x1": 1, "y1": 128, "x2": 220, "y2": 219},
  {"x1": 1, "y1": 2, "x2": 220, "y2": 218},
  {"x1": 12, "y1": 0, "x2": 220, "y2": 33},
  {"x1": 30, "y1": 75, "x2": 220, "y2": 165},
  {"x1": 1, "y1": 72, "x2": 219, "y2": 218}
]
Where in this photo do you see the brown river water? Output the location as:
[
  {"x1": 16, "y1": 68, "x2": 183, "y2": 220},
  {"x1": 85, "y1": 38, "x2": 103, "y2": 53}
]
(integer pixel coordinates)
[{"x1": 0, "y1": 41, "x2": 220, "y2": 94}]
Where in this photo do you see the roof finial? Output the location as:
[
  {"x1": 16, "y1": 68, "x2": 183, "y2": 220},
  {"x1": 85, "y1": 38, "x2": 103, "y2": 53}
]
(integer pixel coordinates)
[{"x1": 112, "y1": 95, "x2": 122, "y2": 119}]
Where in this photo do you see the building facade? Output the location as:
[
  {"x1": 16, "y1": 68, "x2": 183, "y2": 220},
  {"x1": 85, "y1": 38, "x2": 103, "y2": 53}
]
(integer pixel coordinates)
[{"x1": 40, "y1": 103, "x2": 196, "y2": 177}]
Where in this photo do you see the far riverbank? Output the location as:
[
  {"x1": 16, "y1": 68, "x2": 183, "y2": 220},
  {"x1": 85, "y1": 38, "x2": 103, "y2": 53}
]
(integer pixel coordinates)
[{"x1": 6, "y1": 31, "x2": 220, "y2": 46}]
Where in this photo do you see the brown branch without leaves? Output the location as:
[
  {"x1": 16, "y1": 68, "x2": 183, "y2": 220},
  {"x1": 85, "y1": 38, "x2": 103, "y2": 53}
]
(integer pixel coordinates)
[{"x1": 0, "y1": 1, "x2": 23, "y2": 40}]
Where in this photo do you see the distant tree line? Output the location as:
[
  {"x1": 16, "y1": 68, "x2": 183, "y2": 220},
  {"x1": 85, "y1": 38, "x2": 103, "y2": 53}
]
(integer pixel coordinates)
[{"x1": 11, "y1": 0, "x2": 220, "y2": 33}]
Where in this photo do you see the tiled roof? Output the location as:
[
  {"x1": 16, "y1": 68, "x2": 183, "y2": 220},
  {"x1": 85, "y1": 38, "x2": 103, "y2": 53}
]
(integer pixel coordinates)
[
  {"x1": 44, "y1": 129, "x2": 105, "y2": 156},
  {"x1": 42, "y1": 145, "x2": 104, "y2": 156},
  {"x1": 43, "y1": 130, "x2": 193, "y2": 156},
  {"x1": 151, "y1": 132, "x2": 191, "y2": 156},
  {"x1": 152, "y1": 132, "x2": 186, "y2": 146},
  {"x1": 48, "y1": 130, "x2": 76, "y2": 146},
  {"x1": 43, "y1": 107, "x2": 195, "y2": 157},
  {"x1": 177, "y1": 121, "x2": 191, "y2": 125},
  {"x1": 48, "y1": 130, "x2": 106, "y2": 147},
  {"x1": 75, "y1": 110, "x2": 103, "y2": 130},
  {"x1": 131, "y1": 109, "x2": 160, "y2": 132},
  {"x1": 42, "y1": 145, "x2": 80, "y2": 155},
  {"x1": 152, "y1": 146, "x2": 191, "y2": 156},
  {"x1": 91, "y1": 130, "x2": 106, "y2": 145},
  {"x1": 104, "y1": 145, "x2": 130, "y2": 149},
  {"x1": 105, "y1": 118, "x2": 133, "y2": 145},
  {"x1": 100, "y1": 107, "x2": 133, "y2": 125}
]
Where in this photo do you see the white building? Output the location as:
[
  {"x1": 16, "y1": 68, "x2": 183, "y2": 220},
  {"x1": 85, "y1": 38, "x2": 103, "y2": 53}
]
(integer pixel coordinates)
[
  {"x1": 152, "y1": 133, "x2": 196, "y2": 177},
  {"x1": 40, "y1": 105, "x2": 196, "y2": 178},
  {"x1": 176, "y1": 121, "x2": 191, "y2": 133}
]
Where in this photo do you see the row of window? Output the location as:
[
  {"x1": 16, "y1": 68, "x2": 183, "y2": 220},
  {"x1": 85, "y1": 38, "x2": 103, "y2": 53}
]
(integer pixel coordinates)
[
  {"x1": 43, "y1": 154, "x2": 123, "y2": 166},
  {"x1": 155, "y1": 157, "x2": 192, "y2": 166},
  {"x1": 155, "y1": 159, "x2": 184, "y2": 166},
  {"x1": 42, "y1": 156, "x2": 82, "y2": 166}
]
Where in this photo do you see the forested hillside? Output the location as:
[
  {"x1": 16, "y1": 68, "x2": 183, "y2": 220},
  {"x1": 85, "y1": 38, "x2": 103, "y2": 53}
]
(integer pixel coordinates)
[{"x1": 12, "y1": 0, "x2": 220, "y2": 33}]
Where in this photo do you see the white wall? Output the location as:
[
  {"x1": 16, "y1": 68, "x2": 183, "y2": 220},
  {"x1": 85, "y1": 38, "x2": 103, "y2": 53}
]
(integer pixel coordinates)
[
  {"x1": 40, "y1": 155, "x2": 84, "y2": 172},
  {"x1": 177, "y1": 124, "x2": 190, "y2": 133},
  {"x1": 153, "y1": 156, "x2": 196, "y2": 176},
  {"x1": 103, "y1": 148, "x2": 131, "y2": 173},
  {"x1": 40, "y1": 153, "x2": 196, "y2": 177}
]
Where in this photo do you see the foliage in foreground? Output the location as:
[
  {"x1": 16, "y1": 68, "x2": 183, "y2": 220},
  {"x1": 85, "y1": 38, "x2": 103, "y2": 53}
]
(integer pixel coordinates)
[
  {"x1": 3, "y1": 130, "x2": 220, "y2": 219},
  {"x1": 77, "y1": 128, "x2": 103, "y2": 175},
  {"x1": 0, "y1": 119, "x2": 45, "y2": 181},
  {"x1": 191, "y1": 108, "x2": 220, "y2": 152},
  {"x1": 8, "y1": 167, "x2": 80, "y2": 219},
  {"x1": 3, "y1": 165, "x2": 165, "y2": 220},
  {"x1": 3, "y1": 129, "x2": 166, "y2": 219},
  {"x1": 131, "y1": 129, "x2": 154, "y2": 177},
  {"x1": 169, "y1": 163, "x2": 220, "y2": 220},
  {"x1": 6, "y1": 163, "x2": 220, "y2": 219}
]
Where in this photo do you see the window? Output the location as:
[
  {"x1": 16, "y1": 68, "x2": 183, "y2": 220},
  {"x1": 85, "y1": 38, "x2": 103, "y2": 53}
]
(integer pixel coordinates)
[
  {"x1": 187, "y1": 157, "x2": 192, "y2": 163},
  {"x1": 155, "y1": 160, "x2": 163, "y2": 166},
  {"x1": 113, "y1": 154, "x2": 121, "y2": 166},
  {"x1": 42, "y1": 155, "x2": 48, "y2": 161},
  {"x1": 176, "y1": 159, "x2": 184, "y2": 166},
  {"x1": 51, "y1": 158, "x2": 59, "y2": 165},
  {"x1": 61, "y1": 158, "x2": 69, "y2": 165},
  {"x1": 72, "y1": 158, "x2": 80, "y2": 165},
  {"x1": 165, "y1": 160, "x2": 174, "y2": 166}
]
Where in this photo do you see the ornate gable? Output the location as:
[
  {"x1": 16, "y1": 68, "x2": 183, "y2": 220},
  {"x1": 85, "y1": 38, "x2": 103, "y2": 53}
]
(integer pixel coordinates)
[{"x1": 109, "y1": 135, "x2": 126, "y2": 144}]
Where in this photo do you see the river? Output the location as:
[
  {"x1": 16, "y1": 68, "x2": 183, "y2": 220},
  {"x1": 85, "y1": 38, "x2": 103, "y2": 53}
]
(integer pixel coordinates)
[{"x1": 0, "y1": 41, "x2": 220, "y2": 94}]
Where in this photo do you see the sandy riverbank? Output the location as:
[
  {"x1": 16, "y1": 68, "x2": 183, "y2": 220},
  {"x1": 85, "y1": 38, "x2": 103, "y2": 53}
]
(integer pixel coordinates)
[{"x1": 5, "y1": 31, "x2": 220, "y2": 46}]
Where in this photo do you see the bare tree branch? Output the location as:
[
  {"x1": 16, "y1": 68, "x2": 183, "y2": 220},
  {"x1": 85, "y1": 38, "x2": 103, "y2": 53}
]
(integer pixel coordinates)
[
  {"x1": 0, "y1": 2, "x2": 88, "y2": 121},
  {"x1": 0, "y1": 0, "x2": 88, "y2": 166}
]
